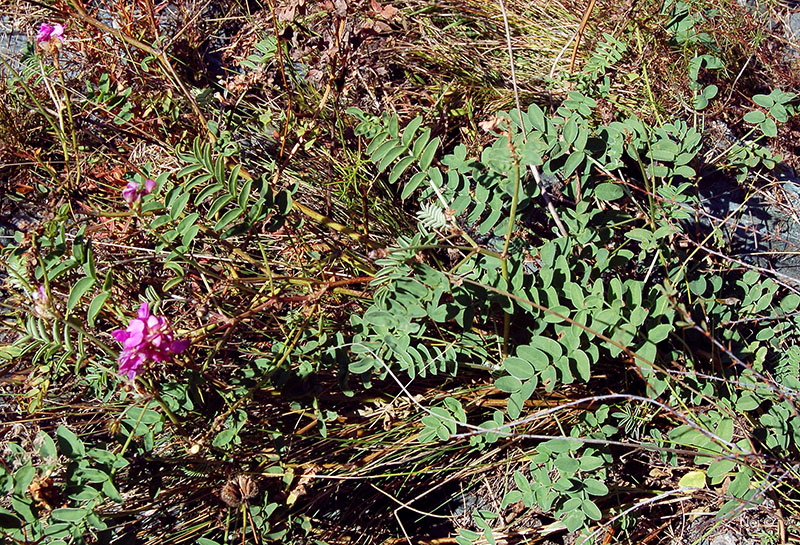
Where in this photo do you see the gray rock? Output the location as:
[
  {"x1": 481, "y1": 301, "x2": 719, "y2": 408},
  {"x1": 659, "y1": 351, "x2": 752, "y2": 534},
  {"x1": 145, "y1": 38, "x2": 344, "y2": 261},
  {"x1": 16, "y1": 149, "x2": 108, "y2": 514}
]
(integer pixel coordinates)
[
  {"x1": 695, "y1": 164, "x2": 800, "y2": 283},
  {"x1": 709, "y1": 533, "x2": 738, "y2": 545}
]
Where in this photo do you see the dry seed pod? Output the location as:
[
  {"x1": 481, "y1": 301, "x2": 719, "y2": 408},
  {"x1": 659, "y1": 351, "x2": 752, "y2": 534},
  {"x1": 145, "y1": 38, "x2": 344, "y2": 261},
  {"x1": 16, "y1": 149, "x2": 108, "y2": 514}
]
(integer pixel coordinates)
[
  {"x1": 220, "y1": 474, "x2": 259, "y2": 507},
  {"x1": 28, "y1": 475, "x2": 62, "y2": 512}
]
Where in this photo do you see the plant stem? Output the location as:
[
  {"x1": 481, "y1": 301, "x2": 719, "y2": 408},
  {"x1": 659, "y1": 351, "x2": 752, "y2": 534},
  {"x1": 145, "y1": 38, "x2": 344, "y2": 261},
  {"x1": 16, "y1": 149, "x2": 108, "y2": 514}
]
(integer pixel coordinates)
[
  {"x1": 636, "y1": 26, "x2": 663, "y2": 127},
  {"x1": 144, "y1": 376, "x2": 185, "y2": 431},
  {"x1": 500, "y1": 147, "x2": 521, "y2": 357},
  {"x1": 54, "y1": 55, "x2": 81, "y2": 189},
  {"x1": 111, "y1": 399, "x2": 152, "y2": 478},
  {"x1": 36, "y1": 57, "x2": 72, "y2": 186}
]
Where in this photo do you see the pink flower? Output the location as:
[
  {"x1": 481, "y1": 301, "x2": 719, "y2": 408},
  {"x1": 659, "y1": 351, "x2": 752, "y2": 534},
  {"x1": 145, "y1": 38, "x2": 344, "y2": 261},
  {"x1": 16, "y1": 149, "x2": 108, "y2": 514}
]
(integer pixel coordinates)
[
  {"x1": 111, "y1": 302, "x2": 189, "y2": 380},
  {"x1": 33, "y1": 285, "x2": 54, "y2": 319},
  {"x1": 37, "y1": 23, "x2": 64, "y2": 49},
  {"x1": 122, "y1": 179, "x2": 156, "y2": 205}
]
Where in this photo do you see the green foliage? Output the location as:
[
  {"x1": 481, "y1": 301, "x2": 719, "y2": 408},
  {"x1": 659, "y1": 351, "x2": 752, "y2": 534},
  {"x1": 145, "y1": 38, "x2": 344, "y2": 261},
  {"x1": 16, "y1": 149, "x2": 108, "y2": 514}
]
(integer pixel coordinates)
[
  {"x1": 240, "y1": 37, "x2": 279, "y2": 71},
  {"x1": 85, "y1": 73, "x2": 134, "y2": 125},
  {"x1": 569, "y1": 32, "x2": 628, "y2": 98},
  {"x1": 153, "y1": 138, "x2": 292, "y2": 289},
  {"x1": 662, "y1": 0, "x2": 718, "y2": 48},
  {"x1": 346, "y1": 73, "x2": 800, "y2": 535},
  {"x1": 1, "y1": 426, "x2": 124, "y2": 543},
  {"x1": 743, "y1": 89, "x2": 798, "y2": 138}
]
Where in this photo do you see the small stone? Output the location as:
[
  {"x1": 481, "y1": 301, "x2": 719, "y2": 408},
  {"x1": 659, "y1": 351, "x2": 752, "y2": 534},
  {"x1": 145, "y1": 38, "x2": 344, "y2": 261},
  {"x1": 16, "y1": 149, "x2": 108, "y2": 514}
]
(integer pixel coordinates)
[{"x1": 709, "y1": 533, "x2": 738, "y2": 545}]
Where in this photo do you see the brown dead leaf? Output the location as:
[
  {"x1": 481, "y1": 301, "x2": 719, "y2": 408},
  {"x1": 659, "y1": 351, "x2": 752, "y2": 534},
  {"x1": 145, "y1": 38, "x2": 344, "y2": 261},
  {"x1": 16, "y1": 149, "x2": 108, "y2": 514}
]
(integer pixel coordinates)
[
  {"x1": 333, "y1": 0, "x2": 347, "y2": 17},
  {"x1": 277, "y1": 0, "x2": 306, "y2": 22},
  {"x1": 219, "y1": 474, "x2": 259, "y2": 507},
  {"x1": 370, "y1": 0, "x2": 399, "y2": 20},
  {"x1": 479, "y1": 116, "x2": 505, "y2": 133}
]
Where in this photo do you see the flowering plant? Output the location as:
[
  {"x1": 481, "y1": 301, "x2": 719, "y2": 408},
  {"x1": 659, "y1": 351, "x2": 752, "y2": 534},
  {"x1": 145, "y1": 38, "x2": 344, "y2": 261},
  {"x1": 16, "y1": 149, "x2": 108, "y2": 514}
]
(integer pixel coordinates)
[
  {"x1": 122, "y1": 178, "x2": 156, "y2": 205},
  {"x1": 37, "y1": 23, "x2": 64, "y2": 52},
  {"x1": 112, "y1": 302, "x2": 189, "y2": 380}
]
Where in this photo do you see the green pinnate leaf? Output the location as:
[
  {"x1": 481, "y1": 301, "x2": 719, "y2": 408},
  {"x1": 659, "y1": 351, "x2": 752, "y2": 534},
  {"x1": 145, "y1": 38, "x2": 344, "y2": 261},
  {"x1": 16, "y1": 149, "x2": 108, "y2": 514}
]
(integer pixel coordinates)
[
  {"x1": 579, "y1": 455, "x2": 604, "y2": 471},
  {"x1": 401, "y1": 171, "x2": 427, "y2": 200},
  {"x1": 12, "y1": 465, "x2": 34, "y2": 496},
  {"x1": 761, "y1": 117, "x2": 778, "y2": 137},
  {"x1": 501, "y1": 490, "x2": 523, "y2": 508},
  {"x1": 728, "y1": 471, "x2": 750, "y2": 498},
  {"x1": 582, "y1": 499, "x2": 602, "y2": 521},
  {"x1": 707, "y1": 459, "x2": 737, "y2": 479},
  {"x1": 419, "y1": 137, "x2": 441, "y2": 170},
  {"x1": 402, "y1": 117, "x2": 423, "y2": 146},
  {"x1": 693, "y1": 95, "x2": 709, "y2": 110},
  {"x1": 648, "y1": 324, "x2": 672, "y2": 343},
  {"x1": 563, "y1": 151, "x2": 584, "y2": 177},
  {"x1": 562, "y1": 510, "x2": 585, "y2": 532},
  {"x1": 195, "y1": 183, "x2": 223, "y2": 204},
  {"x1": 781, "y1": 294, "x2": 800, "y2": 312},
  {"x1": 51, "y1": 508, "x2": 87, "y2": 522},
  {"x1": 495, "y1": 375, "x2": 522, "y2": 393},
  {"x1": 572, "y1": 350, "x2": 591, "y2": 382},
  {"x1": 584, "y1": 478, "x2": 609, "y2": 496},
  {"x1": 67, "y1": 276, "x2": 95, "y2": 313},
  {"x1": 378, "y1": 145, "x2": 407, "y2": 173},
  {"x1": 389, "y1": 156, "x2": 417, "y2": 184},
  {"x1": 411, "y1": 127, "x2": 431, "y2": 157},
  {"x1": 214, "y1": 207, "x2": 244, "y2": 231},
  {"x1": 87, "y1": 292, "x2": 110, "y2": 327},
  {"x1": 743, "y1": 110, "x2": 765, "y2": 124},
  {"x1": 540, "y1": 438, "x2": 581, "y2": 453},
  {"x1": 752, "y1": 94, "x2": 774, "y2": 108},
  {"x1": 371, "y1": 140, "x2": 399, "y2": 164},
  {"x1": 56, "y1": 425, "x2": 85, "y2": 459},
  {"x1": 503, "y1": 357, "x2": 534, "y2": 380},
  {"x1": 594, "y1": 182, "x2": 623, "y2": 201}
]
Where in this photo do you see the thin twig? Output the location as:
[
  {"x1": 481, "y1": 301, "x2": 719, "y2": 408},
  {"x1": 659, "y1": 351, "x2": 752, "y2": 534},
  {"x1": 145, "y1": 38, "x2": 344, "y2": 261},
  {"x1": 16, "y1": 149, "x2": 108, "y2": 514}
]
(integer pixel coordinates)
[{"x1": 568, "y1": 0, "x2": 597, "y2": 75}]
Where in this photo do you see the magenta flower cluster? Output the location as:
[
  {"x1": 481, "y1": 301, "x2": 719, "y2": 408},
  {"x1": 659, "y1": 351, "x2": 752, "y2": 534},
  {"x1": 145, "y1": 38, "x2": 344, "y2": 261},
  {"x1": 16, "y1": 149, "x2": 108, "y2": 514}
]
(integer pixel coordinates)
[
  {"x1": 112, "y1": 302, "x2": 189, "y2": 380},
  {"x1": 37, "y1": 23, "x2": 64, "y2": 49},
  {"x1": 122, "y1": 178, "x2": 156, "y2": 204}
]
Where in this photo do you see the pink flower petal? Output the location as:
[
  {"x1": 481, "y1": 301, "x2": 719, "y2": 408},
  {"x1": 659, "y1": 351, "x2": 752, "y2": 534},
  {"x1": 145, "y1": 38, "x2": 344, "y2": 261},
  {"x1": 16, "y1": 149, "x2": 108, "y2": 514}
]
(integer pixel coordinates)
[
  {"x1": 122, "y1": 181, "x2": 140, "y2": 203},
  {"x1": 123, "y1": 320, "x2": 145, "y2": 348},
  {"x1": 37, "y1": 23, "x2": 54, "y2": 44},
  {"x1": 144, "y1": 178, "x2": 156, "y2": 194},
  {"x1": 119, "y1": 351, "x2": 146, "y2": 380},
  {"x1": 148, "y1": 350, "x2": 167, "y2": 363},
  {"x1": 127, "y1": 319, "x2": 145, "y2": 334},
  {"x1": 146, "y1": 315, "x2": 161, "y2": 330},
  {"x1": 137, "y1": 302, "x2": 150, "y2": 320}
]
